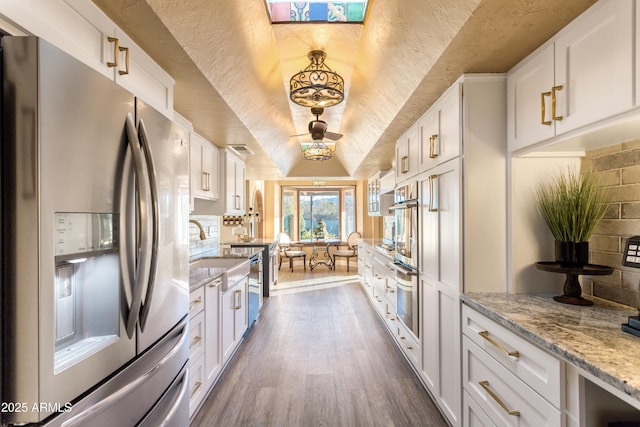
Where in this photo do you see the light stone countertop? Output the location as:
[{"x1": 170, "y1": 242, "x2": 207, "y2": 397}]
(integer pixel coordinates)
[
  {"x1": 462, "y1": 292, "x2": 640, "y2": 402},
  {"x1": 188, "y1": 246, "x2": 262, "y2": 292}
]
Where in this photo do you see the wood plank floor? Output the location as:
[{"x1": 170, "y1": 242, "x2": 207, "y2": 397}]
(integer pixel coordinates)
[{"x1": 190, "y1": 267, "x2": 448, "y2": 427}]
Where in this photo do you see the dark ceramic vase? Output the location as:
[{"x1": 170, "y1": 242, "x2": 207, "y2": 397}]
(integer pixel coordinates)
[{"x1": 555, "y1": 241, "x2": 589, "y2": 268}]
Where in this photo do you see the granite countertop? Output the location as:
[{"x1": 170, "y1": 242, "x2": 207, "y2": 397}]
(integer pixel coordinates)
[
  {"x1": 462, "y1": 292, "x2": 640, "y2": 402},
  {"x1": 189, "y1": 266, "x2": 226, "y2": 292},
  {"x1": 225, "y1": 238, "x2": 277, "y2": 246},
  {"x1": 188, "y1": 246, "x2": 262, "y2": 291},
  {"x1": 359, "y1": 238, "x2": 395, "y2": 259}
]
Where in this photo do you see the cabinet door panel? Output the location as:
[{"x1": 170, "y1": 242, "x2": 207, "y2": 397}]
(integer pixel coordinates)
[
  {"x1": 507, "y1": 44, "x2": 555, "y2": 152},
  {"x1": 205, "y1": 278, "x2": 222, "y2": 387},
  {"x1": 554, "y1": 0, "x2": 633, "y2": 135},
  {"x1": 421, "y1": 278, "x2": 438, "y2": 392},
  {"x1": 437, "y1": 284, "x2": 460, "y2": 425},
  {"x1": 436, "y1": 162, "x2": 460, "y2": 290},
  {"x1": 436, "y1": 83, "x2": 461, "y2": 165},
  {"x1": 221, "y1": 287, "x2": 237, "y2": 364}
]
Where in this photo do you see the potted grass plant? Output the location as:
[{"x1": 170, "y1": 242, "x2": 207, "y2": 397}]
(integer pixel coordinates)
[{"x1": 536, "y1": 167, "x2": 610, "y2": 268}]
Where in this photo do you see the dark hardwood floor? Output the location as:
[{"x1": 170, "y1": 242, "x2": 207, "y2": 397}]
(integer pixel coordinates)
[{"x1": 190, "y1": 266, "x2": 448, "y2": 427}]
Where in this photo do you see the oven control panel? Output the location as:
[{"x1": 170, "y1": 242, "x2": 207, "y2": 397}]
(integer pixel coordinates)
[{"x1": 623, "y1": 236, "x2": 640, "y2": 268}]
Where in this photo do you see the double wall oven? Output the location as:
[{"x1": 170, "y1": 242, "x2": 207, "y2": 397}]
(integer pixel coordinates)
[{"x1": 390, "y1": 181, "x2": 419, "y2": 339}]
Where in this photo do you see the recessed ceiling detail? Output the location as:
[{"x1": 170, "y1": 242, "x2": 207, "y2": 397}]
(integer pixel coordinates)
[{"x1": 265, "y1": 1, "x2": 370, "y2": 23}]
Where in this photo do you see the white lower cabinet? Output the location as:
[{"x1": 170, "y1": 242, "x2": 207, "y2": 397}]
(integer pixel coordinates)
[
  {"x1": 188, "y1": 286, "x2": 206, "y2": 418},
  {"x1": 463, "y1": 390, "x2": 496, "y2": 427},
  {"x1": 462, "y1": 305, "x2": 562, "y2": 427},
  {"x1": 221, "y1": 277, "x2": 248, "y2": 364},
  {"x1": 204, "y1": 276, "x2": 222, "y2": 388},
  {"x1": 188, "y1": 354, "x2": 206, "y2": 418}
]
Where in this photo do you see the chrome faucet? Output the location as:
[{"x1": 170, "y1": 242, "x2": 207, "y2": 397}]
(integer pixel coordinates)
[{"x1": 189, "y1": 219, "x2": 207, "y2": 240}]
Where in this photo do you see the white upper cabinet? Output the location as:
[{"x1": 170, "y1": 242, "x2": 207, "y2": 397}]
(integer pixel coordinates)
[
  {"x1": 0, "y1": 0, "x2": 175, "y2": 118},
  {"x1": 419, "y1": 82, "x2": 461, "y2": 172},
  {"x1": 190, "y1": 132, "x2": 220, "y2": 203},
  {"x1": 224, "y1": 151, "x2": 246, "y2": 215},
  {"x1": 395, "y1": 124, "x2": 420, "y2": 182},
  {"x1": 507, "y1": 0, "x2": 634, "y2": 152}
]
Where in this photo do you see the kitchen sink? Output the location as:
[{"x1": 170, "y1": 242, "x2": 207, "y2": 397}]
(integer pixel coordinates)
[{"x1": 190, "y1": 257, "x2": 249, "y2": 291}]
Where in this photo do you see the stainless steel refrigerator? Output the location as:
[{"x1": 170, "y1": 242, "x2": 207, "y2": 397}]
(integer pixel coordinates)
[{"x1": 1, "y1": 36, "x2": 190, "y2": 426}]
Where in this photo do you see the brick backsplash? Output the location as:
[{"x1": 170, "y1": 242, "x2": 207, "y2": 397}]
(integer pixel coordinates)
[
  {"x1": 189, "y1": 215, "x2": 220, "y2": 259},
  {"x1": 582, "y1": 142, "x2": 640, "y2": 307}
]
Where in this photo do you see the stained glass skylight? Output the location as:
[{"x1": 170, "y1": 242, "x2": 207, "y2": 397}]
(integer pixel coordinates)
[{"x1": 265, "y1": 1, "x2": 369, "y2": 23}]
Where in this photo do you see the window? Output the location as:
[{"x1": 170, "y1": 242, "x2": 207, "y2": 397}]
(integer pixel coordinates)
[
  {"x1": 264, "y1": 1, "x2": 370, "y2": 23},
  {"x1": 282, "y1": 186, "x2": 356, "y2": 240}
]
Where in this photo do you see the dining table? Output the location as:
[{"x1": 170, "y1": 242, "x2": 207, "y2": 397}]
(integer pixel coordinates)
[{"x1": 294, "y1": 238, "x2": 345, "y2": 270}]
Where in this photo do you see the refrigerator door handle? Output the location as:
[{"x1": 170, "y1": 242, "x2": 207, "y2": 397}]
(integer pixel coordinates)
[
  {"x1": 136, "y1": 118, "x2": 160, "y2": 332},
  {"x1": 123, "y1": 113, "x2": 153, "y2": 338}
]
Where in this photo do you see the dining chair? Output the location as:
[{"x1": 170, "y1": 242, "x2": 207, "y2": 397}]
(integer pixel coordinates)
[
  {"x1": 277, "y1": 232, "x2": 306, "y2": 272},
  {"x1": 332, "y1": 231, "x2": 362, "y2": 272}
]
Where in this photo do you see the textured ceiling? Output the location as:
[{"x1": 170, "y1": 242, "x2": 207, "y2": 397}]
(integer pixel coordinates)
[{"x1": 93, "y1": 0, "x2": 597, "y2": 181}]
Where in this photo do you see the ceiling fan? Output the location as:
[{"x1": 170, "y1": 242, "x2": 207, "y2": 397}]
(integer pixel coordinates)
[{"x1": 292, "y1": 107, "x2": 343, "y2": 141}]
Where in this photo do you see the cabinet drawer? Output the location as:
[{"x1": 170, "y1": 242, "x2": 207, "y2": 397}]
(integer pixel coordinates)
[
  {"x1": 463, "y1": 337, "x2": 561, "y2": 427},
  {"x1": 395, "y1": 321, "x2": 420, "y2": 368},
  {"x1": 463, "y1": 390, "x2": 496, "y2": 427},
  {"x1": 189, "y1": 286, "x2": 205, "y2": 318},
  {"x1": 462, "y1": 305, "x2": 561, "y2": 407},
  {"x1": 189, "y1": 311, "x2": 205, "y2": 362},
  {"x1": 188, "y1": 354, "x2": 206, "y2": 418}
]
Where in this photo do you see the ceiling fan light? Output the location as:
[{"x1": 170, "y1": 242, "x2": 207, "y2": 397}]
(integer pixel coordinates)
[
  {"x1": 290, "y1": 50, "x2": 344, "y2": 108},
  {"x1": 303, "y1": 140, "x2": 333, "y2": 161}
]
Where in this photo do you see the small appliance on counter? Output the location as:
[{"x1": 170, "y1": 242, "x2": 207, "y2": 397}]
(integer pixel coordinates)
[{"x1": 622, "y1": 236, "x2": 640, "y2": 337}]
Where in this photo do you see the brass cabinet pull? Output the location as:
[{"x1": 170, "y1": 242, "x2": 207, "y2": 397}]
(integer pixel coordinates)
[
  {"x1": 428, "y1": 174, "x2": 438, "y2": 212},
  {"x1": 551, "y1": 85, "x2": 563, "y2": 121},
  {"x1": 118, "y1": 46, "x2": 130, "y2": 75},
  {"x1": 541, "y1": 91, "x2": 552, "y2": 125},
  {"x1": 107, "y1": 37, "x2": 119, "y2": 68},
  {"x1": 208, "y1": 278, "x2": 223, "y2": 288},
  {"x1": 479, "y1": 380, "x2": 521, "y2": 416},
  {"x1": 401, "y1": 156, "x2": 409, "y2": 173},
  {"x1": 202, "y1": 171, "x2": 210, "y2": 192},
  {"x1": 190, "y1": 335, "x2": 202, "y2": 349},
  {"x1": 478, "y1": 330, "x2": 520, "y2": 358},
  {"x1": 429, "y1": 134, "x2": 438, "y2": 158},
  {"x1": 189, "y1": 381, "x2": 202, "y2": 399},
  {"x1": 234, "y1": 289, "x2": 242, "y2": 309},
  {"x1": 189, "y1": 296, "x2": 202, "y2": 311}
]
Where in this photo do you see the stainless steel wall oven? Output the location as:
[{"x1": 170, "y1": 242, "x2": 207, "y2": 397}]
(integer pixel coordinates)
[
  {"x1": 390, "y1": 181, "x2": 419, "y2": 338},
  {"x1": 392, "y1": 181, "x2": 418, "y2": 269}
]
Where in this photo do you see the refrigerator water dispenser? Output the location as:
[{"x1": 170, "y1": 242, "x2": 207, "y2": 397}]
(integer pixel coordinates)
[{"x1": 53, "y1": 213, "x2": 120, "y2": 373}]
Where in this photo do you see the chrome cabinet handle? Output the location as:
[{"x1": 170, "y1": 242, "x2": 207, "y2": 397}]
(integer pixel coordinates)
[
  {"x1": 551, "y1": 85, "x2": 563, "y2": 121},
  {"x1": 107, "y1": 37, "x2": 119, "y2": 68},
  {"x1": 479, "y1": 380, "x2": 520, "y2": 416},
  {"x1": 478, "y1": 330, "x2": 520, "y2": 358}
]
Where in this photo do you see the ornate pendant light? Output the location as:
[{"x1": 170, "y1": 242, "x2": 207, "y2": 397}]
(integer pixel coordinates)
[
  {"x1": 290, "y1": 50, "x2": 344, "y2": 108},
  {"x1": 303, "y1": 140, "x2": 333, "y2": 161}
]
